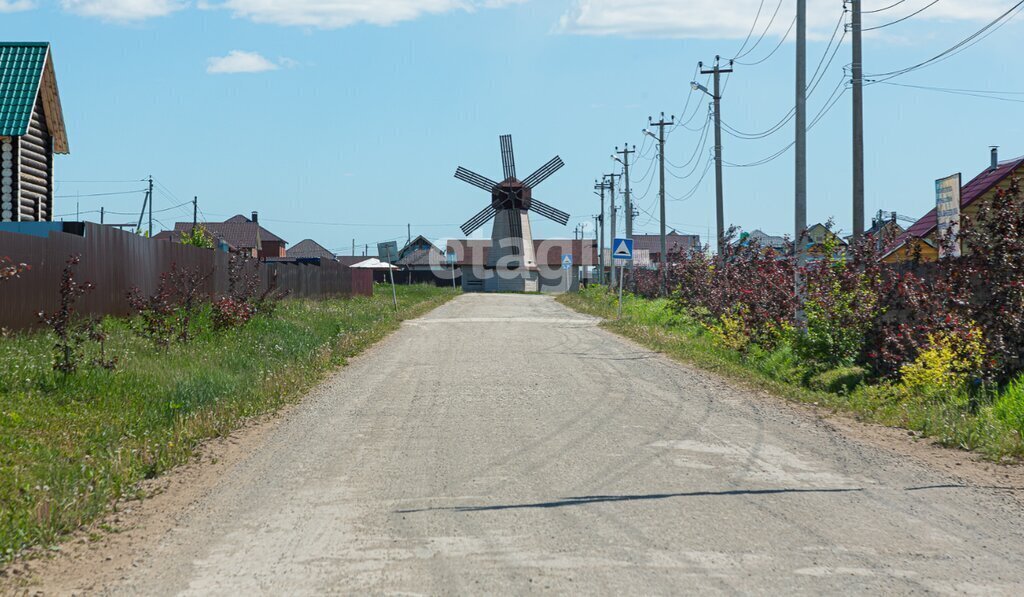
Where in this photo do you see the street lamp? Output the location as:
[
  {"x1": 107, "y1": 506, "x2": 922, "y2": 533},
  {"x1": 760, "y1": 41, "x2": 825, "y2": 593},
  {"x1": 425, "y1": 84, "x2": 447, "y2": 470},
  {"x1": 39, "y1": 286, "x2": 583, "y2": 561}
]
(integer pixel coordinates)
[{"x1": 691, "y1": 81, "x2": 710, "y2": 96}]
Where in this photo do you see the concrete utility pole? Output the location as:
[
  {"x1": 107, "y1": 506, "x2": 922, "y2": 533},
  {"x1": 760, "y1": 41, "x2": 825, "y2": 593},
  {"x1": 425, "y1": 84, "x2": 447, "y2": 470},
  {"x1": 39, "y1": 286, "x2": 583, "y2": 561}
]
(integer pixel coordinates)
[
  {"x1": 605, "y1": 172, "x2": 620, "y2": 288},
  {"x1": 100, "y1": 206, "x2": 104, "y2": 225},
  {"x1": 614, "y1": 144, "x2": 636, "y2": 284},
  {"x1": 851, "y1": 0, "x2": 865, "y2": 238},
  {"x1": 699, "y1": 57, "x2": 733, "y2": 255},
  {"x1": 594, "y1": 179, "x2": 610, "y2": 285},
  {"x1": 148, "y1": 175, "x2": 154, "y2": 238},
  {"x1": 193, "y1": 196, "x2": 198, "y2": 227},
  {"x1": 352, "y1": 239, "x2": 356, "y2": 256},
  {"x1": 646, "y1": 113, "x2": 674, "y2": 296},
  {"x1": 795, "y1": 0, "x2": 808, "y2": 325}
]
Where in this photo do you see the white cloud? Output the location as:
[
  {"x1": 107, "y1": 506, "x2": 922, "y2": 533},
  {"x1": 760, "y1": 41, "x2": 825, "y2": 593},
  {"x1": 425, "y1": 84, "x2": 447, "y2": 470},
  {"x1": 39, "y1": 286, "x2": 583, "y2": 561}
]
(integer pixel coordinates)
[
  {"x1": 60, "y1": 0, "x2": 186, "y2": 21},
  {"x1": 558, "y1": 0, "x2": 1016, "y2": 40},
  {"x1": 206, "y1": 50, "x2": 285, "y2": 73},
  {"x1": 216, "y1": 0, "x2": 524, "y2": 29},
  {"x1": 0, "y1": 0, "x2": 34, "y2": 12}
]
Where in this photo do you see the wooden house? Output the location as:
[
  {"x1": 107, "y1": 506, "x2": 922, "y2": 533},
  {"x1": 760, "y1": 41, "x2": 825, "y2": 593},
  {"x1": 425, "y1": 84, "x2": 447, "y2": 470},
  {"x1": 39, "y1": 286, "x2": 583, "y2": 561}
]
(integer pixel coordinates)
[{"x1": 0, "y1": 42, "x2": 68, "y2": 223}]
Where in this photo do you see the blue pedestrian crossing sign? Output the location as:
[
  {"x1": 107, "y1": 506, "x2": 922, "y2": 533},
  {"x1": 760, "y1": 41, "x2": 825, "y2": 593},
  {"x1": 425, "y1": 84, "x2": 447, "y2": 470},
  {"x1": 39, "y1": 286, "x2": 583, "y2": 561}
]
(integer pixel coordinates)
[
  {"x1": 561, "y1": 254, "x2": 573, "y2": 270},
  {"x1": 612, "y1": 238, "x2": 633, "y2": 260}
]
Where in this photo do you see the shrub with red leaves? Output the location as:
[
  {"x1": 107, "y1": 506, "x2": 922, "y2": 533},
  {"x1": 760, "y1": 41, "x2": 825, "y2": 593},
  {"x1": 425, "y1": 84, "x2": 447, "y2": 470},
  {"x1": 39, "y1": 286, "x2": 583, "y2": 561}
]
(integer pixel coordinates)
[
  {"x1": 127, "y1": 264, "x2": 212, "y2": 347},
  {"x1": 211, "y1": 296, "x2": 257, "y2": 330},
  {"x1": 37, "y1": 255, "x2": 95, "y2": 374},
  {"x1": 0, "y1": 256, "x2": 29, "y2": 283}
]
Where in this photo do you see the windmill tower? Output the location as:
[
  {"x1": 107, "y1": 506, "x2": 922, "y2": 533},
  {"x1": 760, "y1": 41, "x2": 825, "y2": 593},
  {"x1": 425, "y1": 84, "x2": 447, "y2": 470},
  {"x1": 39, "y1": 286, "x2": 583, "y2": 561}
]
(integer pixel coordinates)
[{"x1": 455, "y1": 135, "x2": 570, "y2": 292}]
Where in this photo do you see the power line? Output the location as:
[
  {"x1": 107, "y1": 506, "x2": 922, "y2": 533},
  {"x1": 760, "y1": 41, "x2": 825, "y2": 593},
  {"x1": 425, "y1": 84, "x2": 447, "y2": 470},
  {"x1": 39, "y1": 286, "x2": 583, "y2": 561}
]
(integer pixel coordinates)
[
  {"x1": 863, "y1": 0, "x2": 939, "y2": 31},
  {"x1": 736, "y1": 15, "x2": 795, "y2": 66},
  {"x1": 866, "y1": 0, "x2": 1024, "y2": 82},
  {"x1": 871, "y1": 80, "x2": 1024, "y2": 103},
  {"x1": 864, "y1": 0, "x2": 909, "y2": 14},
  {"x1": 54, "y1": 188, "x2": 147, "y2": 199},
  {"x1": 732, "y1": 0, "x2": 768, "y2": 60},
  {"x1": 733, "y1": 0, "x2": 785, "y2": 61}
]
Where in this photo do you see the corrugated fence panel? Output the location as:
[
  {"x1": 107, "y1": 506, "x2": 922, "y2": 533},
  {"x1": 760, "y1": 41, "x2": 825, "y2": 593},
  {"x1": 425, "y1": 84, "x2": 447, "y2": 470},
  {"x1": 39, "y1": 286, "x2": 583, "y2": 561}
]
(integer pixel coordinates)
[{"x1": 0, "y1": 224, "x2": 373, "y2": 331}]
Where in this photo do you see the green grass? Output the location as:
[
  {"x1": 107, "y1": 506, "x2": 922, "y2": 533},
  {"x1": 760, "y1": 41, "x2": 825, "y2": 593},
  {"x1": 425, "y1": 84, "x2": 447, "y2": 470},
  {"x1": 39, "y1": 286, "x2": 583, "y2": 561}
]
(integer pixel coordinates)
[
  {"x1": 560, "y1": 286, "x2": 1024, "y2": 461},
  {"x1": 0, "y1": 284, "x2": 454, "y2": 561}
]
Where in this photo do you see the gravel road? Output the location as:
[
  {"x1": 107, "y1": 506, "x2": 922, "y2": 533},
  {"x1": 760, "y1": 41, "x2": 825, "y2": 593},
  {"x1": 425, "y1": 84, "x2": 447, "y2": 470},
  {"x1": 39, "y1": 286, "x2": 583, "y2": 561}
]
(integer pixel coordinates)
[{"x1": 84, "y1": 294, "x2": 1024, "y2": 594}]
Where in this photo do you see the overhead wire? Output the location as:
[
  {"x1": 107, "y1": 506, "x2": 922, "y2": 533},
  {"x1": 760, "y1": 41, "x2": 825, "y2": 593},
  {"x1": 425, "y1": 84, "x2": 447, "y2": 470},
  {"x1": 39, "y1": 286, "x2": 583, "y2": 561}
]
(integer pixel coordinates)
[
  {"x1": 733, "y1": 0, "x2": 785, "y2": 61},
  {"x1": 863, "y1": 0, "x2": 940, "y2": 31},
  {"x1": 866, "y1": 0, "x2": 1024, "y2": 82},
  {"x1": 736, "y1": 15, "x2": 795, "y2": 66}
]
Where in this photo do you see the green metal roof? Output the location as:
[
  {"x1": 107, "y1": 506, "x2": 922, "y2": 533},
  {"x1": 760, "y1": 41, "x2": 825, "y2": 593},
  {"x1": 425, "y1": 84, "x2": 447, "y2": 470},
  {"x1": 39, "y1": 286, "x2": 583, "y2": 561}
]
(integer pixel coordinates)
[{"x1": 0, "y1": 42, "x2": 49, "y2": 137}]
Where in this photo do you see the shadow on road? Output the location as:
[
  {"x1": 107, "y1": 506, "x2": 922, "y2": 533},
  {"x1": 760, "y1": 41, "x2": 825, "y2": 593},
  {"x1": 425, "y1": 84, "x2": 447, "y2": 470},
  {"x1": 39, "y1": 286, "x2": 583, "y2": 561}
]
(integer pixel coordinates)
[{"x1": 395, "y1": 487, "x2": 864, "y2": 514}]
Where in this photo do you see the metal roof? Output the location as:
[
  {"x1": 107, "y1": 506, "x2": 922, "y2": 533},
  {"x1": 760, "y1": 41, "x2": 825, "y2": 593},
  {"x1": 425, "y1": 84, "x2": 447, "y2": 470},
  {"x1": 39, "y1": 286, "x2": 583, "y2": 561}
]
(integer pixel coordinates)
[
  {"x1": 0, "y1": 42, "x2": 68, "y2": 153},
  {"x1": 287, "y1": 239, "x2": 336, "y2": 261},
  {"x1": 172, "y1": 216, "x2": 286, "y2": 249},
  {"x1": 890, "y1": 156, "x2": 1024, "y2": 249},
  {"x1": 632, "y1": 232, "x2": 701, "y2": 254}
]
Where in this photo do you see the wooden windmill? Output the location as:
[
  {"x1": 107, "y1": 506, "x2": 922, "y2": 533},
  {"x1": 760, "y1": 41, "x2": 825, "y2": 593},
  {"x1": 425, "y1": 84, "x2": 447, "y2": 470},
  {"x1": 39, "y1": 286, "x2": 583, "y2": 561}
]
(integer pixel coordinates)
[{"x1": 454, "y1": 135, "x2": 569, "y2": 292}]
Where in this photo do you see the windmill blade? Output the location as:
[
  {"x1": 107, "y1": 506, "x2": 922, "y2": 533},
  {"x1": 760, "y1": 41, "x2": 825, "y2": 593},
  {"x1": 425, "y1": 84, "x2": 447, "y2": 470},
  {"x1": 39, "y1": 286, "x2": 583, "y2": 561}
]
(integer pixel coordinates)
[
  {"x1": 455, "y1": 167, "x2": 499, "y2": 192},
  {"x1": 522, "y1": 156, "x2": 564, "y2": 189},
  {"x1": 461, "y1": 205, "x2": 498, "y2": 236},
  {"x1": 529, "y1": 198, "x2": 571, "y2": 226},
  {"x1": 500, "y1": 134, "x2": 517, "y2": 180}
]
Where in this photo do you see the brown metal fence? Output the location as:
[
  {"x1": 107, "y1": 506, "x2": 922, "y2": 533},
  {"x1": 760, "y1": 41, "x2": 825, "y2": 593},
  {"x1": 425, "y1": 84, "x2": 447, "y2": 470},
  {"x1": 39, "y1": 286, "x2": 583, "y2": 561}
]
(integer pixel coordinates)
[{"x1": 0, "y1": 223, "x2": 372, "y2": 331}]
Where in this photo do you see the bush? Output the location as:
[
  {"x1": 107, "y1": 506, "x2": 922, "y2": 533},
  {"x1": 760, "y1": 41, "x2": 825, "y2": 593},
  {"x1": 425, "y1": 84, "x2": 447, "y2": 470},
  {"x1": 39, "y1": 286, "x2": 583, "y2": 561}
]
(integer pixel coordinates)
[
  {"x1": 0, "y1": 256, "x2": 29, "y2": 283},
  {"x1": 898, "y1": 329, "x2": 986, "y2": 404},
  {"x1": 991, "y1": 376, "x2": 1024, "y2": 438},
  {"x1": 37, "y1": 255, "x2": 95, "y2": 374},
  {"x1": 808, "y1": 366, "x2": 868, "y2": 394},
  {"x1": 180, "y1": 224, "x2": 215, "y2": 249}
]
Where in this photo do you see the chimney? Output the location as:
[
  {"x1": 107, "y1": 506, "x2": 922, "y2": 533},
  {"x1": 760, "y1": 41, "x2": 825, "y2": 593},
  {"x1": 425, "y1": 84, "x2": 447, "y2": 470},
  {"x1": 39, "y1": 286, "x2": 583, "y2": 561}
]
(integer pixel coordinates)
[
  {"x1": 251, "y1": 211, "x2": 259, "y2": 224},
  {"x1": 991, "y1": 146, "x2": 999, "y2": 170}
]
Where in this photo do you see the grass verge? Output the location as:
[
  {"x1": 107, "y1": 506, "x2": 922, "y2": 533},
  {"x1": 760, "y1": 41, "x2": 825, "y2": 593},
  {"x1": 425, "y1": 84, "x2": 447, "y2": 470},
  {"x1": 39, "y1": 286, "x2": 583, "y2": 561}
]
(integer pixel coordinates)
[
  {"x1": 0, "y1": 284, "x2": 455, "y2": 561},
  {"x1": 559, "y1": 287, "x2": 1024, "y2": 461}
]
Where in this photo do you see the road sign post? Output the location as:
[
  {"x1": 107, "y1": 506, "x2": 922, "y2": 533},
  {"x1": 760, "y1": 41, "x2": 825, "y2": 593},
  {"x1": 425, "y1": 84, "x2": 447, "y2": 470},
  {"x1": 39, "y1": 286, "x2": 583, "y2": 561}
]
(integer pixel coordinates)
[
  {"x1": 561, "y1": 254, "x2": 573, "y2": 293},
  {"x1": 447, "y1": 249, "x2": 458, "y2": 292},
  {"x1": 378, "y1": 241, "x2": 399, "y2": 312},
  {"x1": 612, "y1": 238, "x2": 633, "y2": 319}
]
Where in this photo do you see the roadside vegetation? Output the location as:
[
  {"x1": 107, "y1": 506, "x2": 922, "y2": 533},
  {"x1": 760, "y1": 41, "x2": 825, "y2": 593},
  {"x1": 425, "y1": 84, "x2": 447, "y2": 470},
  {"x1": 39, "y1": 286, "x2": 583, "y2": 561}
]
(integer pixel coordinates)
[
  {"x1": 562, "y1": 178, "x2": 1024, "y2": 461},
  {"x1": 0, "y1": 281, "x2": 453, "y2": 562}
]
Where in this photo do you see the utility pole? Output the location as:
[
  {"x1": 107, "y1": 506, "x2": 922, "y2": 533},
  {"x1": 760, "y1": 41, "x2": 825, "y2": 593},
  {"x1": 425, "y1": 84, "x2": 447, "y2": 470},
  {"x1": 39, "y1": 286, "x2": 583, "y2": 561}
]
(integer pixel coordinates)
[
  {"x1": 851, "y1": 0, "x2": 865, "y2": 239},
  {"x1": 614, "y1": 144, "x2": 636, "y2": 284},
  {"x1": 795, "y1": 0, "x2": 808, "y2": 325},
  {"x1": 100, "y1": 206, "x2": 104, "y2": 225},
  {"x1": 136, "y1": 176, "x2": 152, "y2": 235},
  {"x1": 352, "y1": 239, "x2": 356, "y2": 256},
  {"x1": 699, "y1": 57, "x2": 733, "y2": 255},
  {"x1": 147, "y1": 175, "x2": 154, "y2": 238},
  {"x1": 594, "y1": 179, "x2": 610, "y2": 285},
  {"x1": 193, "y1": 196, "x2": 198, "y2": 227},
  {"x1": 646, "y1": 113, "x2": 674, "y2": 296},
  {"x1": 407, "y1": 223, "x2": 411, "y2": 246},
  {"x1": 605, "y1": 172, "x2": 620, "y2": 288}
]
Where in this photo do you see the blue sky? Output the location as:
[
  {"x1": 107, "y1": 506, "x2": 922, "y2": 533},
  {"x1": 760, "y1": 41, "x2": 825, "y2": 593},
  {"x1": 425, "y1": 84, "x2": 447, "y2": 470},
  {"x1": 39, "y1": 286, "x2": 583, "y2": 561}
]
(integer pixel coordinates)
[{"x1": 5, "y1": 0, "x2": 1023, "y2": 254}]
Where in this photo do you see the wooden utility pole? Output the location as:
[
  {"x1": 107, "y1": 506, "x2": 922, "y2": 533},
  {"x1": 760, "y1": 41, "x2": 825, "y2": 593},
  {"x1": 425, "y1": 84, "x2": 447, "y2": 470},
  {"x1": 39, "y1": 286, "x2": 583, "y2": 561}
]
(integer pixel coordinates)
[
  {"x1": 647, "y1": 113, "x2": 674, "y2": 296},
  {"x1": 700, "y1": 57, "x2": 733, "y2": 255},
  {"x1": 851, "y1": 0, "x2": 865, "y2": 238},
  {"x1": 193, "y1": 196, "x2": 198, "y2": 227}
]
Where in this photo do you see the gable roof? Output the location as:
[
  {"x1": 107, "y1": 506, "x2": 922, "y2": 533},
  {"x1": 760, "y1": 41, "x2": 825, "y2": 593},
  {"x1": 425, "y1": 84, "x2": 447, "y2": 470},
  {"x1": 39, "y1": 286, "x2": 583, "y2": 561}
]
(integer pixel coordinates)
[
  {"x1": 632, "y1": 231, "x2": 701, "y2": 254},
  {"x1": 287, "y1": 239, "x2": 336, "y2": 261},
  {"x1": 0, "y1": 42, "x2": 68, "y2": 153},
  {"x1": 171, "y1": 216, "x2": 285, "y2": 250},
  {"x1": 892, "y1": 156, "x2": 1024, "y2": 248}
]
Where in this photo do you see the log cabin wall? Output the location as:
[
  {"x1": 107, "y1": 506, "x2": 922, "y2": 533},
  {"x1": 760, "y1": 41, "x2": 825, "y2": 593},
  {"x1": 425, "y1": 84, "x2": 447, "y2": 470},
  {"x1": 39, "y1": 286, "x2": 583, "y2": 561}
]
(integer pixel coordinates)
[
  {"x1": 17, "y1": 98, "x2": 52, "y2": 222},
  {"x1": 1, "y1": 135, "x2": 14, "y2": 222}
]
